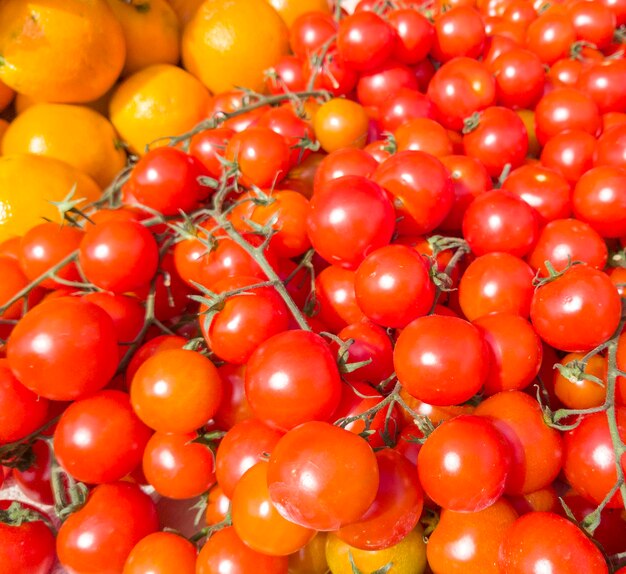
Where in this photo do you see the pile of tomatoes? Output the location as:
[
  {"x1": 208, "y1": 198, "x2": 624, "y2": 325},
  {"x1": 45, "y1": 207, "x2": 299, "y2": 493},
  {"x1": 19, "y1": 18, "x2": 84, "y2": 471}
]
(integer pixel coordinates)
[{"x1": 1, "y1": 0, "x2": 626, "y2": 573}]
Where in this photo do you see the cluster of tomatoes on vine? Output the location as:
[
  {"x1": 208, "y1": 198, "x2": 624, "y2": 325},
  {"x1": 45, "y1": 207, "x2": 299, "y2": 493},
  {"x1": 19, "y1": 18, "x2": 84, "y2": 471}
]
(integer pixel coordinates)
[{"x1": 1, "y1": 0, "x2": 626, "y2": 573}]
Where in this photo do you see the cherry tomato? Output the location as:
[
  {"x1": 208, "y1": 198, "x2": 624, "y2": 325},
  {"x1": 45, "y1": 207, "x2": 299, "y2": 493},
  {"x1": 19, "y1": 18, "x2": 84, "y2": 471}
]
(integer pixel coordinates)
[
  {"x1": 594, "y1": 124, "x2": 626, "y2": 169},
  {"x1": 289, "y1": 12, "x2": 337, "y2": 60},
  {"x1": 314, "y1": 265, "x2": 365, "y2": 333},
  {"x1": 426, "y1": 499, "x2": 518, "y2": 574},
  {"x1": 196, "y1": 527, "x2": 288, "y2": 574},
  {"x1": 354, "y1": 244, "x2": 435, "y2": 329},
  {"x1": 54, "y1": 390, "x2": 151, "y2": 484},
  {"x1": 125, "y1": 334, "x2": 186, "y2": 384},
  {"x1": 525, "y1": 8, "x2": 576, "y2": 65},
  {"x1": 0, "y1": 501, "x2": 55, "y2": 574},
  {"x1": 213, "y1": 364, "x2": 252, "y2": 430},
  {"x1": 377, "y1": 88, "x2": 436, "y2": 133},
  {"x1": 432, "y1": 6, "x2": 486, "y2": 62},
  {"x1": 7, "y1": 297, "x2": 119, "y2": 400},
  {"x1": 336, "y1": 11, "x2": 396, "y2": 71},
  {"x1": 357, "y1": 61, "x2": 418, "y2": 109},
  {"x1": 313, "y1": 148, "x2": 378, "y2": 192},
  {"x1": 232, "y1": 461, "x2": 315, "y2": 556},
  {"x1": 307, "y1": 175, "x2": 395, "y2": 269},
  {"x1": 188, "y1": 127, "x2": 235, "y2": 180},
  {"x1": 288, "y1": 532, "x2": 329, "y2": 574},
  {"x1": 123, "y1": 532, "x2": 196, "y2": 574},
  {"x1": 79, "y1": 220, "x2": 159, "y2": 294},
  {"x1": 568, "y1": 0, "x2": 616, "y2": 49},
  {"x1": 498, "y1": 512, "x2": 609, "y2": 574},
  {"x1": 83, "y1": 292, "x2": 145, "y2": 349},
  {"x1": 388, "y1": 8, "x2": 434, "y2": 64},
  {"x1": 130, "y1": 348, "x2": 222, "y2": 433},
  {"x1": 417, "y1": 415, "x2": 509, "y2": 512},
  {"x1": 540, "y1": 129, "x2": 597, "y2": 185},
  {"x1": 267, "y1": 421, "x2": 379, "y2": 530},
  {"x1": 313, "y1": 98, "x2": 369, "y2": 153},
  {"x1": 257, "y1": 106, "x2": 316, "y2": 167},
  {"x1": 492, "y1": 48, "x2": 545, "y2": 109},
  {"x1": 303, "y1": 46, "x2": 358, "y2": 98},
  {"x1": 395, "y1": 118, "x2": 453, "y2": 157},
  {"x1": 553, "y1": 352, "x2": 607, "y2": 410},
  {"x1": 245, "y1": 330, "x2": 342, "y2": 431},
  {"x1": 530, "y1": 264, "x2": 621, "y2": 352},
  {"x1": 578, "y1": 60, "x2": 626, "y2": 115},
  {"x1": 394, "y1": 315, "x2": 488, "y2": 406},
  {"x1": 142, "y1": 431, "x2": 215, "y2": 499},
  {"x1": 57, "y1": 482, "x2": 159, "y2": 574}
]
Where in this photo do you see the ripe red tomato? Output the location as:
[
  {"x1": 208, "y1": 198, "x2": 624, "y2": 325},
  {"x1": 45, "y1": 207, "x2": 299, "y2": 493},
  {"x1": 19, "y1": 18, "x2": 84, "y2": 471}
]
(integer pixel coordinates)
[
  {"x1": 313, "y1": 148, "x2": 378, "y2": 192},
  {"x1": 564, "y1": 408, "x2": 626, "y2": 509},
  {"x1": 432, "y1": 6, "x2": 486, "y2": 62},
  {"x1": 568, "y1": 0, "x2": 616, "y2": 49},
  {"x1": 373, "y1": 150, "x2": 454, "y2": 235},
  {"x1": 578, "y1": 60, "x2": 626, "y2": 114},
  {"x1": 57, "y1": 482, "x2": 159, "y2": 574},
  {"x1": 525, "y1": 8, "x2": 576, "y2": 65},
  {"x1": 394, "y1": 315, "x2": 488, "y2": 406},
  {"x1": 79, "y1": 220, "x2": 159, "y2": 293},
  {"x1": 130, "y1": 348, "x2": 222, "y2": 433},
  {"x1": 426, "y1": 499, "x2": 518, "y2": 574},
  {"x1": 498, "y1": 512, "x2": 609, "y2": 574},
  {"x1": 289, "y1": 11, "x2": 336, "y2": 60},
  {"x1": 336, "y1": 449, "x2": 423, "y2": 551},
  {"x1": 354, "y1": 244, "x2": 435, "y2": 328},
  {"x1": 0, "y1": 501, "x2": 56, "y2": 574},
  {"x1": 125, "y1": 335, "x2": 186, "y2": 383},
  {"x1": 13, "y1": 440, "x2": 54, "y2": 505},
  {"x1": 19, "y1": 222, "x2": 83, "y2": 289},
  {"x1": 232, "y1": 461, "x2": 315, "y2": 556},
  {"x1": 377, "y1": 88, "x2": 436, "y2": 133},
  {"x1": 245, "y1": 330, "x2": 342, "y2": 431},
  {"x1": 463, "y1": 190, "x2": 539, "y2": 258},
  {"x1": 307, "y1": 175, "x2": 395, "y2": 269},
  {"x1": 387, "y1": 8, "x2": 434, "y2": 64},
  {"x1": 492, "y1": 48, "x2": 545, "y2": 109},
  {"x1": 540, "y1": 129, "x2": 597, "y2": 185},
  {"x1": 196, "y1": 527, "x2": 288, "y2": 574},
  {"x1": 7, "y1": 297, "x2": 119, "y2": 400},
  {"x1": 188, "y1": 127, "x2": 235, "y2": 180},
  {"x1": 142, "y1": 431, "x2": 215, "y2": 499},
  {"x1": 336, "y1": 11, "x2": 396, "y2": 71},
  {"x1": 356, "y1": 61, "x2": 418, "y2": 109},
  {"x1": 553, "y1": 352, "x2": 607, "y2": 410},
  {"x1": 594, "y1": 124, "x2": 626, "y2": 168},
  {"x1": 130, "y1": 147, "x2": 208, "y2": 215},
  {"x1": 215, "y1": 418, "x2": 283, "y2": 499},
  {"x1": 54, "y1": 390, "x2": 151, "y2": 484},
  {"x1": 395, "y1": 118, "x2": 453, "y2": 157},
  {"x1": 417, "y1": 415, "x2": 509, "y2": 512},
  {"x1": 530, "y1": 264, "x2": 621, "y2": 352},
  {"x1": 123, "y1": 532, "x2": 196, "y2": 574},
  {"x1": 314, "y1": 265, "x2": 365, "y2": 333},
  {"x1": 267, "y1": 421, "x2": 379, "y2": 530},
  {"x1": 0, "y1": 359, "x2": 48, "y2": 443}
]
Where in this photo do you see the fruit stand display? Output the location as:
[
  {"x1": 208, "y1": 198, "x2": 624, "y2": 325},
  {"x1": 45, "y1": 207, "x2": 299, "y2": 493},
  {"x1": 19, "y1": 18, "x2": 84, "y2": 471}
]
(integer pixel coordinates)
[{"x1": 1, "y1": 0, "x2": 626, "y2": 573}]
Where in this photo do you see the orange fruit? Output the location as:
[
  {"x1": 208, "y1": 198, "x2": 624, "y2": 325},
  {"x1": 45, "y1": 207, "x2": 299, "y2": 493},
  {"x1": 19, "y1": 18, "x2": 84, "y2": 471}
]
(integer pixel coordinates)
[
  {"x1": 15, "y1": 89, "x2": 115, "y2": 117},
  {"x1": 182, "y1": 0, "x2": 289, "y2": 94},
  {"x1": 0, "y1": 0, "x2": 126, "y2": 103},
  {"x1": 0, "y1": 120, "x2": 9, "y2": 151},
  {"x1": 109, "y1": 64, "x2": 211, "y2": 155},
  {"x1": 0, "y1": 80, "x2": 14, "y2": 114},
  {"x1": 2, "y1": 104, "x2": 127, "y2": 188},
  {"x1": 166, "y1": 0, "x2": 205, "y2": 25},
  {"x1": 267, "y1": 0, "x2": 331, "y2": 27},
  {"x1": 0, "y1": 155, "x2": 101, "y2": 242},
  {"x1": 106, "y1": 0, "x2": 181, "y2": 76}
]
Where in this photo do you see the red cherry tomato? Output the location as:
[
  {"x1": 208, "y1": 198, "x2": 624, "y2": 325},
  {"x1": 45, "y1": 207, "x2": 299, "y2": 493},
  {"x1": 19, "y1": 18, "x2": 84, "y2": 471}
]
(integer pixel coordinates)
[{"x1": 123, "y1": 532, "x2": 197, "y2": 574}]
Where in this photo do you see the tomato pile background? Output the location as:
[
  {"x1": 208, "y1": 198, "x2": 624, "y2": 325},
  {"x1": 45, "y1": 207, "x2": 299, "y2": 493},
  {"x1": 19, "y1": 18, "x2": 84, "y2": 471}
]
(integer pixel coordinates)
[{"x1": 1, "y1": 0, "x2": 626, "y2": 573}]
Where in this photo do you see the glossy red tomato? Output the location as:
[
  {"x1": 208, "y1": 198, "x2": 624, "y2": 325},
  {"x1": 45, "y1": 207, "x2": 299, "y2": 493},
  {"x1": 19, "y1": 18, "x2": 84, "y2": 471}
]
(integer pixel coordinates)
[
  {"x1": 527, "y1": 218, "x2": 608, "y2": 277},
  {"x1": 0, "y1": 359, "x2": 48, "y2": 443},
  {"x1": 232, "y1": 461, "x2": 315, "y2": 556},
  {"x1": 212, "y1": 363, "x2": 252, "y2": 429},
  {"x1": 54, "y1": 390, "x2": 151, "y2": 484},
  {"x1": 463, "y1": 107, "x2": 528, "y2": 177},
  {"x1": 307, "y1": 175, "x2": 395, "y2": 270},
  {"x1": 0, "y1": 256, "x2": 42, "y2": 329},
  {"x1": 356, "y1": 61, "x2": 418, "y2": 109},
  {"x1": 418, "y1": 415, "x2": 509, "y2": 512},
  {"x1": 57, "y1": 482, "x2": 159, "y2": 574},
  {"x1": 123, "y1": 532, "x2": 196, "y2": 574},
  {"x1": 572, "y1": 166, "x2": 626, "y2": 238},
  {"x1": 476, "y1": 391, "x2": 563, "y2": 494},
  {"x1": 130, "y1": 147, "x2": 208, "y2": 215},
  {"x1": 188, "y1": 127, "x2": 235, "y2": 179},
  {"x1": 540, "y1": 129, "x2": 597, "y2": 185},
  {"x1": 395, "y1": 118, "x2": 453, "y2": 157},
  {"x1": 553, "y1": 352, "x2": 607, "y2": 410},
  {"x1": 463, "y1": 190, "x2": 539, "y2": 258},
  {"x1": 492, "y1": 48, "x2": 545, "y2": 109},
  {"x1": 578, "y1": 60, "x2": 626, "y2": 115},
  {"x1": 500, "y1": 164, "x2": 571, "y2": 225},
  {"x1": 535, "y1": 88, "x2": 601, "y2": 146},
  {"x1": 125, "y1": 334, "x2": 186, "y2": 383},
  {"x1": 594, "y1": 124, "x2": 626, "y2": 168},
  {"x1": 245, "y1": 330, "x2": 342, "y2": 431},
  {"x1": 267, "y1": 421, "x2": 379, "y2": 530},
  {"x1": 313, "y1": 265, "x2": 365, "y2": 333},
  {"x1": 336, "y1": 449, "x2": 423, "y2": 551},
  {"x1": 266, "y1": 55, "x2": 307, "y2": 94},
  {"x1": 0, "y1": 501, "x2": 56, "y2": 574},
  {"x1": 19, "y1": 222, "x2": 83, "y2": 289},
  {"x1": 130, "y1": 348, "x2": 222, "y2": 433},
  {"x1": 498, "y1": 512, "x2": 609, "y2": 573},
  {"x1": 79, "y1": 220, "x2": 159, "y2": 293},
  {"x1": 303, "y1": 46, "x2": 358, "y2": 97},
  {"x1": 7, "y1": 297, "x2": 119, "y2": 400},
  {"x1": 196, "y1": 527, "x2": 288, "y2": 574},
  {"x1": 564, "y1": 408, "x2": 626, "y2": 509},
  {"x1": 289, "y1": 11, "x2": 336, "y2": 60},
  {"x1": 377, "y1": 88, "x2": 436, "y2": 133},
  {"x1": 530, "y1": 264, "x2": 621, "y2": 352},
  {"x1": 474, "y1": 314, "x2": 542, "y2": 396},
  {"x1": 201, "y1": 276, "x2": 290, "y2": 365},
  {"x1": 215, "y1": 418, "x2": 283, "y2": 499},
  {"x1": 387, "y1": 8, "x2": 434, "y2": 64},
  {"x1": 525, "y1": 8, "x2": 576, "y2": 65},
  {"x1": 336, "y1": 11, "x2": 396, "y2": 71},
  {"x1": 373, "y1": 150, "x2": 454, "y2": 235},
  {"x1": 354, "y1": 244, "x2": 435, "y2": 328},
  {"x1": 568, "y1": 0, "x2": 616, "y2": 49},
  {"x1": 394, "y1": 315, "x2": 488, "y2": 406},
  {"x1": 313, "y1": 149, "x2": 378, "y2": 192},
  {"x1": 432, "y1": 6, "x2": 486, "y2": 62},
  {"x1": 427, "y1": 58, "x2": 496, "y2": 131},
  {"x1": 142, "y1": 431, "x2": 215, "y2": 499},
  {"x1": 426, "y1": 499, "x2": 518, "y2": 574}
]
